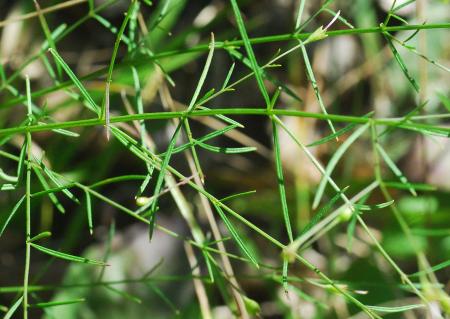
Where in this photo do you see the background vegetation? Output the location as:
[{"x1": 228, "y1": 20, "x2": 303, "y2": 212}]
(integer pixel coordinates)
[{"x1": 0, "y1": 0, "x2": 449, "y2": 318}]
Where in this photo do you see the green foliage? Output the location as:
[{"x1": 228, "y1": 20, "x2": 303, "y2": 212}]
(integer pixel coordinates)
[{"x1": 0, "y1": 0, "x2": 449, "y2": 318}]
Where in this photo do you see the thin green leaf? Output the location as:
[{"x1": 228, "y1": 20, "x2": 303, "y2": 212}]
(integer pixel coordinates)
[
  {"x1": 0, "y1": 184, "x2": 15, "y2": 191},
  {"x1": 300, "y1": 43, "x2": 336, "y2": 134},
  {"x1": 301, "y1": 186, "x2": 349, "y2": 236},
  {"x1": 227, "y1": 48, "x2": 303, "y2": 103},
  {"x1": 104, "y1": 285, "x2": 141, "y2": 304},
  {"x1": 409, "y1": 259, "x2": 450, "y2": 278},
  {"x1": 50, "y1": 128, "x2": 80, "y2": 137},
  {"x1": 149, "y1": 33, "x2": 216, "y2": 238},
  {"x1": 355, "y1": 200, "x2": 395, "y2": 211},
  {"x1": 376, "y1": 143, "x2": 416, "y2": 196},
  {"x1": 221, "y1": 62, "x2": 235, "y2": 90},
  {"x1": 196, "y1": 88, "x2": 216, "y2": 106},
  {"x1": 16, "y1": 139, "x2": 28, "y2": 185},
  {"x1": 33, "y1": 166, "x2": 65, "y2": 213},
  {"x1": 3, "y1": 296, "x2": 23, "y2": 319},
  {"x1": 28, "y1": 231, "x2": 52, "y2": 243},
  {"x1": 196, "y1": 141, "x2": 256, "y2": 154},
  {"x1": 30, "y1": 243, "x2": 106, "y2": 266},
  {"x1": 384, "y1": 33, "x2": 419, "y2": 92},
  {"x1": 308, "y1": 112, "x2": 374, "y2": 147},
  {"x1": 201, "y1": 250, "x2": 215, "y2": 283},
  {"x1": 230, "y1": 0, "x2": 270, "y2": 108},
  {"x1": 0, "y1": 168, "x2": 17, "y2": 183},
  {"x1": 48, "y1": 48, "x2": 100, "y2": 115},
  {"x1": 213, "y1": 202, "x2": 259, "y2": 268},
  {"x1": 0, "y1": 196, "x2": 25, "y2": 237},
  {"x1": 34, "y1": 0, "x2": 62, "y2": 79},
  {"x1": 393, "y1": 0, "x2": 415, "y2": 12},
  {"x1": 272, "y1": 121, "x2": 293, "y2": 242},
  {"x1": 313, "y1": 123, "x2": 369, "y2": 209},
  {"x1": 368, "y1": 304, "x2": 424, "y2": 313},
  {"x1": 85, "y1": 190, "x2": 93, "y2": 235},
  {"x1": 437, "y1": 93, "x2": 450, "y2": 113},
  {"x1": 219, "y1": 190, "x2": 256, "y2": 203},
  {"x1": 40, "y1": 161, "x2": 79, "y2": 204},
  {"x1": 160, "y1": 124, "x2": 239, "y2": 156},
  {"x1": 31, "y1": 298, "x2": 85, "y2": 308}
]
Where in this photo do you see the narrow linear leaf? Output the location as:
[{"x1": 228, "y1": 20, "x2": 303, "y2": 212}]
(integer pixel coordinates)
[
  {"x1": 201, "y1": 250, "x2": 215, "y2": 283},
  {"x1": 308, "y1": 112, "x2": 374, "y2": 147},
  {"x1": 355, "y1": 200, "x2": 395, "y2": 211},
  {"x1": 149, "y1": 33, "x2": 216, "y2": 238},
  {"x1": 31, "y1": 298, "x2": 85, "y2": 308},
  {"x1": 85, "y1": 190, "x2": 93, "y2": 235},
  {"x1": 104, "y1": 285, "x2": 141, "y2": 304},
  {"x1": 1, "y1": 184, "x2": 16, "y2": 191},
  {"x1": 40, "y1": 162, "x2": 79, "y2": 204},
  {"x1": 411, "y1": 228, "x2": 450, "y2": 237},
  {"x1": 3, "y1": 296, "x2": 23, "y2": 319},
  {"x1": 313, "y1": 123, "x2": 369, "y2": 209},
  {"x1": 409, "y1": 259, "x2": 450, "y2": 278},
  {"x1": 30, "y1": 243, "x2": 106, "y2": 266},
  {"x1": 48, "y1": 48, "x2": 100, "y2": 114},
  {"x1": 16, "y1": 139, "x2": 28, "y2": 185},
  {"x1": 301, "y1": 186, "x2": 349, "y2": 236},
  {"x1": 213, "y1": 202, "x2": 259, "y2": 268},
  {"x1": 51, "y1": 128, "x2": 80, "y2": 137},
  {"x1": 384, "y1": 34, "x2": 419, "y2": 92},
  {"x1": 368, "y1": 304, "x2": 424, "y2": 313},
  {"x1": 272, "y1": 121, "x2": 293, "y2": 242},
  {"x1": 230, "y1": 0, "x2": 270, "y2": 108},
  {"x1": 33, "y1": 166, "x2": 65, "y2": 213},
  {"x1": 376, "y1": 143, "x2": 416, "y2": 196},
  {"x1": 437, "y1": 93, "x2": 450, "y2": 113},
  {"x1": 227, "y1": 48, "x2": 302, "y2": 103},
  {"x1": 0, "y1": 168, "x2": 18, "y2": 183},
  {"x1": 300, "y1": 43, "x2": 336, "y2": 135},
  {"x1": 0, "y1": 196, "x2": 25, "y2": 237},
  {"x1": 160, "y1": 124, "x2": 239, "y2": 156},
  {"x1": 197, "y1": 141, "x2": 256, "y2": 154},
  {"x1": 221, "y1": 62, "x2": 235, "y2": 90},
  {"x1": 219, "y1": 190, "x2": 256, "y2": 203},
  {"x1": 28, "y1": 231, "x2": 52, "y2": 243}
]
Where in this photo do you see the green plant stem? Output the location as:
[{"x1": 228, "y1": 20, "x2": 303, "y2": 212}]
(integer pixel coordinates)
[
  {"x1": 23, "y1": 133, "x2": 31, "y2": 319},
  {"x1": 1, "y1": 108, "x2": 449, "y2": 137},
  {"x1": 1, "y1": 23, "x2": 448, "y2": 110}
]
